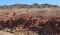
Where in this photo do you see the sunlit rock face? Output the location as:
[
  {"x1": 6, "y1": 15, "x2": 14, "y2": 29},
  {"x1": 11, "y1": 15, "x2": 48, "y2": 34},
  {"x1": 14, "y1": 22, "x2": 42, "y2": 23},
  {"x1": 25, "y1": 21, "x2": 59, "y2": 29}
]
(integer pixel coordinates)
[{"x1": 4, "y1": 12, "x2": 17, "y2": 18}]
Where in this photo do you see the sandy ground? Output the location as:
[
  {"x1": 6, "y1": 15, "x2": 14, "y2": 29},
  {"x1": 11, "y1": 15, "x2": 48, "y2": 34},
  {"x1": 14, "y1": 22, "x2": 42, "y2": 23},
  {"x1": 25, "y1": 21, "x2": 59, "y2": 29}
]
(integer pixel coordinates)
[{"x1": 0, "y1": 31, "x2": 14, "y2": 35}]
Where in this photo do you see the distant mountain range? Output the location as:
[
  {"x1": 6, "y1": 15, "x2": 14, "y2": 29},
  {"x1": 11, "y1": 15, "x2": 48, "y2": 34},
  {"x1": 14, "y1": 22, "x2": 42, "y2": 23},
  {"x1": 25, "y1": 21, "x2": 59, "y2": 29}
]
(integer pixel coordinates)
[{"x1": 0, "y1": 3, "x2": 59, "y2": 9}]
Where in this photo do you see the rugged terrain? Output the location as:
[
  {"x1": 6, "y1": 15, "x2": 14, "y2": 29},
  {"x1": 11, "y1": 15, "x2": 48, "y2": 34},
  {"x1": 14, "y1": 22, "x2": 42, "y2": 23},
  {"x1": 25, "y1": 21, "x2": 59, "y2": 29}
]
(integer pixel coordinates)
[{"x1": 0, "y1": 3, "x2": 60, "y2": 35}]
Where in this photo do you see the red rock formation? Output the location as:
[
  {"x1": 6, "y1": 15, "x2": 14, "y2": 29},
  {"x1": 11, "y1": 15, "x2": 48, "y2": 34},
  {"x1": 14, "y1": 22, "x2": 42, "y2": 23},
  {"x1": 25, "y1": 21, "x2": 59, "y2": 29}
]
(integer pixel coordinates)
[{"x1": 0, "y1": 12, "x2": 59, "y2": 35}]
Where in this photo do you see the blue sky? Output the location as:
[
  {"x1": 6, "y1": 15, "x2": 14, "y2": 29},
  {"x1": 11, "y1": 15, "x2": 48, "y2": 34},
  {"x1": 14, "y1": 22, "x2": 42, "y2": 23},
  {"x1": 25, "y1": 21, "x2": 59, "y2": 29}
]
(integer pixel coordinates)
[{"x1": 0, "y1": 0, "x2": 60, "y2": 6}]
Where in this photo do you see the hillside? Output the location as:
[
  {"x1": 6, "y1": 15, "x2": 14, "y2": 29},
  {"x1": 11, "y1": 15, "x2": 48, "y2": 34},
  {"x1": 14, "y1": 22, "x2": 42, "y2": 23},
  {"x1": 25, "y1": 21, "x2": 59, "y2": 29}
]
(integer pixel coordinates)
[
  {"x1": 0, "y1": 3, "x2": 59, "y2": 9},
  {"x1": 0, "y1": 3, "x2": 60, "y2": 35}
]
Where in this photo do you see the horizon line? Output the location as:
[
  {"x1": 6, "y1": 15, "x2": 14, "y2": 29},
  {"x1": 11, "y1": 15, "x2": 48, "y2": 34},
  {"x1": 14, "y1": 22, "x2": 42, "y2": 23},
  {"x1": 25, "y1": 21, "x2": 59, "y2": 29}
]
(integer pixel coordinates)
[{"x1": 0, "y1": 3, "x2": 59, "y2": 6}]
